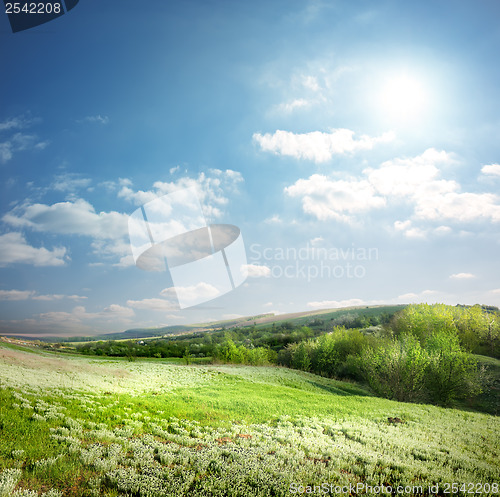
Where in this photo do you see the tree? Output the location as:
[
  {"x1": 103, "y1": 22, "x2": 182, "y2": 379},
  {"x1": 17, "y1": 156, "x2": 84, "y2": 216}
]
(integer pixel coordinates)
[
  {"x1": 290, "y1": 341, "x2": 312, "y2": 371},
  {"x1": 425, "y1": 331, "x2": 482, "y2": 404},
  {"x1": 183, "y1": 346, "x2": 192, "y2": 365},
  {"x1": 362, "y1": 334, "x2": 429, "y2": 402}
]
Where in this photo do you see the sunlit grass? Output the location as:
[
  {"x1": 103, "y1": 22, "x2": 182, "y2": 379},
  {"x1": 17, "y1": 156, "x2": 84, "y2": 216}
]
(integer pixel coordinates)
[{"x1": 1, "y1": 344, "x2": 499, "y2": 496}]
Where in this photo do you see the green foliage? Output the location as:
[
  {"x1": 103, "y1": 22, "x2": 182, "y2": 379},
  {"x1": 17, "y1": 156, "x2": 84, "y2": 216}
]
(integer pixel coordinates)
[
  {"x1": 278, "y1": 327, "x2": 371, "y2": 379},
  {"x1": 312, "y1": 333, "x2": 340, "y2": 377},
  {"x1": 361, "y1": 331, "x2": 483, "y2": 405},
  {"x1": 274, "y1": 305, "x2": 491, "y2": 407},
  {"x1": 425, "y1": 331, "x2": 483, "y2": 404},
  {"x1": 362, "y1": 334, "x2": 431, "y2": 402},
  {"x1": 391, "y1": 303, "x2": 500, "y2": 357},
  {"x1": 69, "y1": 303, "x2": 497, "y2": 408},
  {"x1": 391, "y1": 303, "x2": 456, "y2": 343},
  {"x1": 290, "y1": 341, "x2": 312, "y2": 371},
  {"x1": 1, "y1": 345, "x2": 499, "y2": 496},
  {"x1": 212, "y1": 339, "x2": 276, "y2": 366},
  {"x1": 183, "y1": 347, "x2": 192, "y2": 365},
  {"x1": 73, "y1": 306, "x2": 404, "y2": 361}
]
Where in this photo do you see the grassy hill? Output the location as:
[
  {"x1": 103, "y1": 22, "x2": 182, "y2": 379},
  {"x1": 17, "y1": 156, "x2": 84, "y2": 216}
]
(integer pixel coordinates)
[
  {"x1": 0, "y1": 342, "x2": 499, "y2": 496},
  {"x1": 9, "y1": 305, "x2": 404, "y2": 343}
]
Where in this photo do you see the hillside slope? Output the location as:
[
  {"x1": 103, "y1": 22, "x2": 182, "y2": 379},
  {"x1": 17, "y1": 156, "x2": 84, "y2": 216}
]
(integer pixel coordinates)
[{"x1": 0, "y1": 344, "x2": 499, "y2": 496}]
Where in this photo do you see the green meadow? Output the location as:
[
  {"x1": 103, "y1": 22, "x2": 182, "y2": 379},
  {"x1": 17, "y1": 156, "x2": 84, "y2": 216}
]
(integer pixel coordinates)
[{"x1": 0, "y1": 342, "x2": 499, "y2": 496}]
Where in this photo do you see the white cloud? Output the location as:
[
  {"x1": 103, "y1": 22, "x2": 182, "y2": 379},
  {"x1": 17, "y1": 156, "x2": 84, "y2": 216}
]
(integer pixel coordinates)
[
  {"x1": 302, "y1": 75, "x2": 320, "y2": 92},
  {"x1": 368, "y1": 149, "x2": 500, "y2": 224},
  {"x1": 78, "y1": 115, "x2": 109, "y2": 125},
  {"x1": 11, "y1": 133, "x2": 48, "y2": 151},
  {"x1": 285, "y1": 174, "x2": 385, "y2": 222},
  {"x1": 243, "y1": 264, "x2": 271, "y2": 278},
  {"x1": 434, "y1": 226, "x2": 452, "y2": 235},
  {"x1": 304, "y1": 289, "x2": 492, "y2": 313},
  {"x1": 112, "y1": 254, "x2": 135, "y2": 268},
  {"x1": 0, "y1": 232, "x2": 68, "y2": 267},
  {"x1": 118, "y1": 185, "x2": 158, "y2": 205},
  {"x1": 481, "y1": 164, "x2": 500, "y2": 176},
  {"x1": 450, "y1": 272, "x2": 476, "y2": 280},
  {"x1": 277, "y1": 98, "x2": 310, "y2": 113},
  {"x1": 394, "y1": 220, "x2": 412, "y2": 231},
  {"x1": 307, "y1": 298, "x2": 366, "y2": 309},
  {"x1": 0, "y1": 133, "x2": 48, "y2": 164},
  {"x1": 160, "y1": 282, "x2": 220, "y2": 307},
  {"x1": 127, "y1": 298, "x2": 177, "y2": 312},
  {"x1": 33, "y1": 294, "x2": 64, "y2": 301},
  {"x1": 51, "y1": 174, "x2": 92, "y2": 192},
  {"x1": 414, "y1": 191, "x2": 500, "y2": 223},
  {"x1": 118, "y1": 169, "x2": 243, "y2": 221},
  {"x1": 366, "y1": 149, "x2": 456, "y2": 197},
  {"x1": 396, "y1": 292, "x2": 419, "y2": 300},
  {"x1": 404, "y1": 227, "x2": 427, "y2": 239},
  {"x1": 0, "y1": 142, "x2": 13, "y2": 163},
  {"x1": 33, "y1": 294, "x2": 87, "y2": 301},
  {"x1": 3, "y1": 199, "x2": 129, "y2": 240},
  {"x1": 100, "y1": 304, "x2": 135, "y2": 319},
  {"x1": 0, "y1": 116, "x2": 46, "y2": 163},
  {"x1": 395, "y1": 220, "x2": 433, "y2": 239},
  {"x1": 0, "y1": 304, "x2": 134, "y2": 335},
  {"x1": 2, "y1": 171, "x2": 242, "y2": 269},
  {"x1": 0, "y1": 116, "x2": 37, "y2": 131},
  {"x1": 222, "y1": 313, "x2": 244, "y2": 320},
  {"x1": 0, "y1": 302, "x2": 134, "y2": 335},
  {"x1": 164, "y1": 314, "x2": 183, "y2": 320},
  {"x1": 2, "y1": 199, "x2": 132, "y2": 267},
  {"x1": 285, "y1": 148, "x2": 500, "y2": 229},
  {"x1": 310, "y1": 236, "x2": 324, "y2": 246},
  {"x1": 0, "y1": 290, "x2": 35, "y2": 300},
  {"x1": 0, "y1": 289, "x2": 86, "y2": 301},
  {"x1": 254, "y1": 128, "x2": 395, "y2": 163},
  {"x1": 264, "y1": 214, "x2": 282, "y2": 224},
  {"x1": 395, "y1": 290, "x2": 439, "y2": 302},
  {"x1": 38, "y1": 304, "x2": 134, "y2": 327},
  {"x1": 36, "y1": 309, "x2": 82, "y2": 326},
  {"x1": 90, "y1": 238, "x2": 133, "y2": 267}
]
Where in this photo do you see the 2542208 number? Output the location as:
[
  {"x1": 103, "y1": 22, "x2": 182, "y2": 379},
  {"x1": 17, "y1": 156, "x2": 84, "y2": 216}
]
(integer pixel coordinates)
[
  {"x1": 5, "y1": 2, "x2": 62, "y2": 14},
  {"x1": 443, "y1": 483, "x2": 499, "y2": 493}
]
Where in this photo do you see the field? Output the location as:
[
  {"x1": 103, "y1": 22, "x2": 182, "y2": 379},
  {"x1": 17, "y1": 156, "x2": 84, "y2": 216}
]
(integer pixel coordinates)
[{"x1": 0, "y1": 342, "x2": 499, "y2": 496}]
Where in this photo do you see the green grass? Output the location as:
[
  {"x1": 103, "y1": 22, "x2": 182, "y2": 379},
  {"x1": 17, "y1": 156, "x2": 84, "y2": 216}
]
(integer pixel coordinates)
[
  {"x1": 0, "y1": 340, "x2": 42, "y2": 354},
  {"x1": 1, "y1": 344, "x2": 499, "y2": 496},
  {"x1": 466, "y1": 355, "x2": 500, "y2": 416}
]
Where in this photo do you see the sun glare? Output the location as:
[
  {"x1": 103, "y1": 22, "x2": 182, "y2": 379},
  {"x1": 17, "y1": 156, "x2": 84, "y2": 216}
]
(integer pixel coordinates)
[{"x1": 380, "y1": 74, "x2": 427, "y2": 122}]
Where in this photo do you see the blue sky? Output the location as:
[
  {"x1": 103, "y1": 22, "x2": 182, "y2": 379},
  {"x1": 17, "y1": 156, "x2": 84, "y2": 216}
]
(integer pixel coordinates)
[{"x1": 1, "y1": 0, "x2": 500, "y2": 337}]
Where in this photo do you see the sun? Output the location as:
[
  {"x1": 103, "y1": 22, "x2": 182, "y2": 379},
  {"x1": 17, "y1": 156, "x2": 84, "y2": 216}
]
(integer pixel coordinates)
[{"x1": 379, "y1": 74, "x2": 427, "y2": 122}]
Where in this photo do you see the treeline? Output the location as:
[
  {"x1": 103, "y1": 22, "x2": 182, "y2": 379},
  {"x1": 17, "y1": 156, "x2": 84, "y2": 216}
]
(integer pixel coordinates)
[
  {"x1": 74, "y1": 303, "x2": 499, "y2": 406},
  {"x1": 76, "y1": 338, "x2": 210, "y2": 359},
  {"x1": 75, "y1": 325, "x2": 315, "y2": 360},
  {"x1": 278, "y1": 304, "x2": 499, "y2": 404},
  {"x1": 390, "y1": 303, "x2": 499, "y2": 357},
  {"x1": 75, "y1": 307, "x2": 393, "y2": 359}
]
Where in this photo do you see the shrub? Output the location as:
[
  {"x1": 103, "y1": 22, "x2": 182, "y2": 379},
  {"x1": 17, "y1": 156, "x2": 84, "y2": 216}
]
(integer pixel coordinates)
[
  {"x1": 425, "y1": 331, "x2": 483, "y2": 404},
  {"x1": 278, "y1": 327, "x2": 370, "y2": 379},
  {"x1": 361, "y1": 334, "x2": 429, "y2": 402},
  {"x1": 391, "y1": 303, "x2": 500, "y2": 358}
]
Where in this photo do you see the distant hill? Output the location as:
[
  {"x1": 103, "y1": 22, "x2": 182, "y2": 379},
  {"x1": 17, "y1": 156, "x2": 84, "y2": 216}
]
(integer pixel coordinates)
[{"x1": 19, "y1": 305, "x2": 405, "y2": 343}]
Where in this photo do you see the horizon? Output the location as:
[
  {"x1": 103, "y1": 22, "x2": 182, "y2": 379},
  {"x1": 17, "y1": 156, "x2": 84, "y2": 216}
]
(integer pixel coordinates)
[
  {"x1": 1, "y1": 1, "x2": 500, "y2": 337},
  {"x1": 2, "y1": 301, "x2": 497, "y2": 341},
  {"x1": 1, "y1": 302, "x2": 407, "y2": 340}
]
